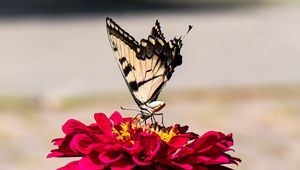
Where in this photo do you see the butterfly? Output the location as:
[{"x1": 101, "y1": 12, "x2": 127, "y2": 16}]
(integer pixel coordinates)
[{"x1": 106, "y1": 17, "x2": 190, "y2": 120}]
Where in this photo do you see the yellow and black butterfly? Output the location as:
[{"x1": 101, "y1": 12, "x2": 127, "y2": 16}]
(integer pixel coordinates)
[{"x1": 106, "y1": 17, "x2": 190, "y2": 120}]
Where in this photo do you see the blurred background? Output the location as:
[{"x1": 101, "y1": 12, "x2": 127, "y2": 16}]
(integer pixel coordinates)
[{"x1": 0, "y1": 0, "x2": 300, "y2": 169}]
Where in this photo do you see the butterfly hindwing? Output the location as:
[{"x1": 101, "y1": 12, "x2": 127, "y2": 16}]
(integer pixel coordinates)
[{"x1": 106, "y1": 17, "x2": 183, "y2": 108}]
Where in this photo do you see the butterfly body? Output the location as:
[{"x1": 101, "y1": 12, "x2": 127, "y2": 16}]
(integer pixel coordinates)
[
  {"x1": 141, "y1": 100, "x2": 165, "y2": 113},
  {"x1": 106, "y1": 17, "x2": 185, "y2": 120}
]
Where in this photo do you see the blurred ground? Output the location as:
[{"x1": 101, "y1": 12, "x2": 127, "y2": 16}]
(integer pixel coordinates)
[
  {"x1": 1, "y1": 86, "x2": 300, "y2": 170},
  {"x1": 0, "y1": 2, "x2": 300, "y2": 170}
]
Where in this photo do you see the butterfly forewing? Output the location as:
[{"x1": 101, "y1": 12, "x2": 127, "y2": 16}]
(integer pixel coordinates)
[{"x1": 106, "y1": 17, "x2": 183, "y2": 111}]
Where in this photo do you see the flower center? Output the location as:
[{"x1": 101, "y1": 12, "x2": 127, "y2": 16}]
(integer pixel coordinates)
[
  {"x1": 157, "y1": 130, "x2": 177, "y2": 143},
  {"x1": 112, "y1": 121, "x2": 178, "y2": 143},
  {"x1": 112, "y1": 123, "x2": 133, "y2": 143}
]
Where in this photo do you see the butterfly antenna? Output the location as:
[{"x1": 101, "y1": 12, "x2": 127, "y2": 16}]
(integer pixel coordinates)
[
  {"x1": 120, "y1": 106, "x2": 140, "y2": 112},
  {"x1": 182, "y1": 25, "x2": 193, "y2": 40}
]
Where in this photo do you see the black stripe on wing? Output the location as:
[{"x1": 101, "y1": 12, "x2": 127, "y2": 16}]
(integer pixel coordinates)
[
  {"x1": 106, "y1": 17, "x2": 139, "y2": 51},
  {"x1": 137, "y1": 75, "x2": 162, "y2": 87},
  {"x1": 129, "y1": 81, "x2": 138, "y2": 91}
]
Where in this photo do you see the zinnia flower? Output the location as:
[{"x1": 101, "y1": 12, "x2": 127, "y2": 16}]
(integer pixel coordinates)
[{"x1": 48, "y1": 112, "x2": 241, "y2": 170}]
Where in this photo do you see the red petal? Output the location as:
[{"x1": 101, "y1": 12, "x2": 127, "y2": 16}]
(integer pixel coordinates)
[
  {"x1": 167, "y1": 161, "x2": 193, "y2": 170},
  {"x1": 62, "y1": 119, "x2": 100, "y2": 142},
  {"x1": 109, "y1": 111, "x2": 123, "y2": 125},
  {"x1": 79, "y1": 154, "x2": 106, "y2": 170},
  {"x1": 57, "y1": 160, "x2": 81, "y2": 170},
  {"x1": 188, "y1": 131, "x2": 224, "y2": 152},
  {"x1": 168, "y1": 135, "x2": 189, "y2": 147},
  {"x1": 52, "y1": 138, "x2": 64, "y2": 145},
  {"x1": 98, "y1": 152, "x2": 123, "y2": 164},
  {"x1": 123, "y1": 140, "x2": 143, "y2": 155},
  {"x1": 111, "y1": 158, "x2": 136, "y2": 170},
  {"x1": 47, "y1": 151, "x2": 64, "y2": 158},
  {"x1": 94, "y1": 113, "x2": 112, "y2": 136},
  {"x1": 69, "y1": 134, "x2": 95, "y2": 155},
  {"x1": 167, "y1": 146, "x2": 195, "y2": 160},
  {"x1": 131, "y1": 133, "x2": 167, "y2": 165},
  {"x1": 62, "y1": 119, "x2": 85, "y2": 135}
]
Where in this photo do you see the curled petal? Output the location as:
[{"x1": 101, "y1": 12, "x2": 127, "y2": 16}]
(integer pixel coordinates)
[
  {"x1": 57, "y1": 160, "x2": 81, "y2": 170},
  {"x1": 48, "y1": 135, "x2": 81, "y2": 158},
  {"x1": 98, "y1": 152, "x2": 123, "y2": 164},
  {"x1": 69, "y1": 134, "x2": 95, "y2": 155},
  {"x1": 165, "y1": 161, "x2": 193, "y2": 170},
  {"x1": 94, "y1": 113, "x2": 112, "y2": 136},
  {"x1": 109, "y1": 111, "x2": 124, "y2": 125},
  {"x1": 79, "y1": 154, "x2": 107, "y2": 170},
  {"x1": 188, "y1": 131, "x2": 225, "y2": 152},
  {"x1": 132, "y1": 133, "x2": 166, "y2": 165},
  {"x1": 111, "y1": 158, "x2": 135, "y2": 170},
  {"x1": 52, "y1": 138, "x2": 63, "y2": 146}
]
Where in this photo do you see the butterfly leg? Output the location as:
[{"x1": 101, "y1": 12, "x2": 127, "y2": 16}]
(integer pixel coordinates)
[
  {"x1": 151, "y1": 115, "x2": 157, "y2": 124},
  {"x1": 134, "y1": 112, "x2": 141, "y2": 119},
  {"x1": 134, "y1": 112, "x2": 149, "y2": 125},
  {"x1": 141, "y1": 113, "x2": 157, "y2": 124},
  {"x1": 150, "y1": 116, "x2": 153, "y2": 124},
  {"x1": 140, "y1": 110, "x2": 152, "y2": 125},
  {"x1": 153, "y1": 113, "x2": 164, "y2": 126}
]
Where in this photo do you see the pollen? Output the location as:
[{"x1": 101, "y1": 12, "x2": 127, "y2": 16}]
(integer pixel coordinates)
[
  {"x1": 112, "y1": 123, "x2": 132, "y2": 142},
  {"x1": 156, "y1": 130, "x2": 177, "y2": 143},
  {"x1": 112, "y1": 119, "x2": 179, "y2": 144},
  {"x1": 144, "y1": 123, "x2": 178, "y2": 143}
]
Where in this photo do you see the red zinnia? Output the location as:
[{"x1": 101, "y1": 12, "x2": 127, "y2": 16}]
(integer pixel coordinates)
[{"x1": 48, "y1": 112, "x2": 241, "y2": 170}]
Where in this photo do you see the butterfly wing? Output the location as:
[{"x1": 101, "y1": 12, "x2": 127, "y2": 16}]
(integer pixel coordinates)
[{"x1": 106, "y1": 17, "x2": 183, "y2": 107}]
